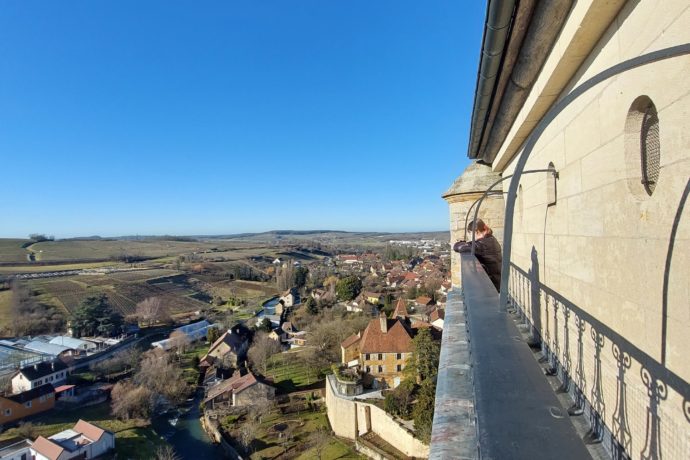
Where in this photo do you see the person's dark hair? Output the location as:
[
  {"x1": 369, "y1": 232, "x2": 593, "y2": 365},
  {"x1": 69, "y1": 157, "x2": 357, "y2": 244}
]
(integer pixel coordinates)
[{"x1": 467, "y1": 219, "x2": 493, "y2": 235}]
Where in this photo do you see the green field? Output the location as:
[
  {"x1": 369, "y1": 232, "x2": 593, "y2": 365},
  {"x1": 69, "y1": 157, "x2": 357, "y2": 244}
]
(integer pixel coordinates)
[
  {"x1": 28, "y1": 240, "x2": 214, "y2": 262},
  {"x1": 224, "y1": 405, "x2": 362, "y2": 460},
  {"x1": 0, "y1": 267, "x2": 281, "y2": 334},
  {"x1": 0, "y1": 261, "x2": 126, "y2": 275},
  {"x1": 0, "y1": 239, "x2": 32, "y2": 264},
  {"x1": 24, "y1": 271, "x2": 209, "y2": 318},
  {"x1": 267, "y1": 350, "x2": 325, "y2": 393},
  {"x1": 0, "y1": 402, "x2": 166, "y2": 459},
  {"x1": 0, "y1": 238, "x2": 283, "y2": 265},
  {"x1": 205, "y1": 279, "x2": 278, "y2": 304},
  {"x1": 0, "y1": 290, "x2": 13, "y2": 327}
]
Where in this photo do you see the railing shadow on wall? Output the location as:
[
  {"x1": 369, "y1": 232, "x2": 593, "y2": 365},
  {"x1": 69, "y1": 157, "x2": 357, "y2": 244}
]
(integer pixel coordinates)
[{"x1": 508, "y1": 257, "x2": 690, "y2": 460}]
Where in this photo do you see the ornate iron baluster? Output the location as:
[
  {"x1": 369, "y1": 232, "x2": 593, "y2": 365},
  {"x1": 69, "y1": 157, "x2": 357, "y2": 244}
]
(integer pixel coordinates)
[
  {"x1": 561, "y1": 306, "x2": 572, "y2": 393},
  {"x1": 574, "y1": 315, "x2": 587, "y2": 410},
  {"x1": 612, "y1": 343, "x2": 632, "y2": 459},
  {"x1": 590, "y1": 326, "x2": 606, "y2": 441},
  {"x1": 640, "y1": 366, "x2": 668, "y2": 460},
  {"x1": 553, "y1": 298, "x2": 560, "y2": 367}
]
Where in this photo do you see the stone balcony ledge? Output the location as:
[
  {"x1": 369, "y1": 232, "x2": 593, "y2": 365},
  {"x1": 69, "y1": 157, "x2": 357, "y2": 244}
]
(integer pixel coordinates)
[{"x1": 430, "y1": 253, "x2": 592, "y2": 459}]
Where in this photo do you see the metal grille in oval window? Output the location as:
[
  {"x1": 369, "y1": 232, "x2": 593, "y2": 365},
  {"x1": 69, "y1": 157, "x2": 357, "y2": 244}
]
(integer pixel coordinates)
[{"x1": 640, "y1": 106, "x2": 660, "y2": 196}]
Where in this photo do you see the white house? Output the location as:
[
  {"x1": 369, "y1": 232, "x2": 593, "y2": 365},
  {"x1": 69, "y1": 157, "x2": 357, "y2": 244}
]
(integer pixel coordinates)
[
  {"x1": 0, "y1": 439, "x2": 32, "y2": 460},
  {"x1": 279, "y1": 289, "x2": 297, "y2": 308},
  {"x1": 31, "y1": 420, "x2": 114, "y2": 460},
  {"x1": 12, "y1": 361, "x2": 68, "y2": 394}
]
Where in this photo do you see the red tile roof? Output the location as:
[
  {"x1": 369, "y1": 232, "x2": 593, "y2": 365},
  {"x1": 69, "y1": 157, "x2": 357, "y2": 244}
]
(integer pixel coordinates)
[
  {"x1": 392, "y1": 298, "x2": 408, "y2": 319},
  {"x1": 430, "y1": 308, "x2": 445, "y2": 322},
  {"x1": 416, "y1": 296, "x2": 433, "y2": 305},
  {"x1": 32, "y1": 436, "x2": 63, "y2": 460},
  {"x1": 341, "y1": 332, "x2": 361, "y2": 349},
  {"x1": 359, "y1": 317, "x2": 413, "y2": 354},
  {"x1": 54, "y1": 384, "x2": 75, "y2": 393},
  {"x1": 75, "y1": 419, "x2": 107, "y2": 441},
  {"x1": 205, "y1": 372, "x2": 259, "y2": 401}
]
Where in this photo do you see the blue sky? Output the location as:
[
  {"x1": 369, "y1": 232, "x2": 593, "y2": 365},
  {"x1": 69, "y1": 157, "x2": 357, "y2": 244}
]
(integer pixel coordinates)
[{"x1": 0, "y1": 1, "x2": 483, "y2": 238}]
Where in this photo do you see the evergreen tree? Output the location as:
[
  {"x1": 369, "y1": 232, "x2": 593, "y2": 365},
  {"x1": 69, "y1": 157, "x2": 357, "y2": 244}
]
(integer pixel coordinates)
[
  {"x1": 413, "y1": 379, "x2": 436, "y2": 443},
  {"x1": 404, "y1": 328, "x2": 440, "y2": 383},
  {"x1": 292, "y1": 266, "x2": 309, "y2": 289},
  {"x1": 335, "y1": 275, "x2": 362, "y2": 301},
  {"x1": 305, "y1": 297, "x2": 319, "y2": 315},
  {"x1": 70, "y1": 294, "x2": 123, "y2": 338}
]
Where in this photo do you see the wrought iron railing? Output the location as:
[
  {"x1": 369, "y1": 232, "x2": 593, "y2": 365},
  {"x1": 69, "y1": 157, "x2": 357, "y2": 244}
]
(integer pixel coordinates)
[{"x1": 508, "y1": 263, "x2": 690, "y2": 460}]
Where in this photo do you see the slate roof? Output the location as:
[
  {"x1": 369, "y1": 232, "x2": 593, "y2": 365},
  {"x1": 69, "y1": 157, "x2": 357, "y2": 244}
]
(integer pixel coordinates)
[
  {"x1": 18, "y1": 360, "x2": 67, "y2": 381},
  {"x1": 359, "y1": 317, "x2": 413, "y2": 354},
  {"x1": 6, "y1": 383, "x2": 54, "y2": 403}
]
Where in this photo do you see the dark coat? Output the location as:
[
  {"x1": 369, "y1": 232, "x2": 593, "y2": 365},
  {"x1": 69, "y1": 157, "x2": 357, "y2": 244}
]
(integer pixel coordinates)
[{"x1": 453, "y1": 235, "x2": 502, "y2": 291}]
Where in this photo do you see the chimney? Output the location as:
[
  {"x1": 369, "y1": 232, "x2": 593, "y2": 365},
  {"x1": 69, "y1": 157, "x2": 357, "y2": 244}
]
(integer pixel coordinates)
[
  {"x1": 51, "y1": 362, "x2": 55, "y2": 371},
  {"x1": 379, "y1": 313, "x2": 387, "y2": 333}
]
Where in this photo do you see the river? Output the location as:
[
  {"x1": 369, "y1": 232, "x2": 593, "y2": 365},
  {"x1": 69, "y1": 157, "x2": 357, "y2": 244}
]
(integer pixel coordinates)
[
  {"x1": 151, "y1": 390, "x2": 228, "y2": 459},
  {"x1": 148, "y1": 297, "x2": 282, "y2": 458},
  {"x1": 257, "y1": 297, "x2": 279, "y2": 318}
]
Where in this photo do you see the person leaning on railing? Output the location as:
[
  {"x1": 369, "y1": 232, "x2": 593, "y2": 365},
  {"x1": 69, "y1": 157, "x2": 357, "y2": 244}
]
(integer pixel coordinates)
[{"x1": 453, "y1": 219, "x2": 502, "y2": 292}]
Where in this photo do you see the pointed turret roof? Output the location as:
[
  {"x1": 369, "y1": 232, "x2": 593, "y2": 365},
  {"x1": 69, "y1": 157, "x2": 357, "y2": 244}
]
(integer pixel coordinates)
[{"x1": 393, "y1": 298, "x2": 408, "y2": 319}]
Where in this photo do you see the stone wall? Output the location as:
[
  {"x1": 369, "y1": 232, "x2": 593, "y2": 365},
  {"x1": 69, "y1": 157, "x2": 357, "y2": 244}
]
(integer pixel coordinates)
[
  {"x1": 325, "y1": 375, "x2": 429, "y2": 458},
  {"x1": 444, "y1": 162, "x2": 505, "y2": 287},
  {"x1": 492, "y1": 1, "x2": 690, "y2": 458}
]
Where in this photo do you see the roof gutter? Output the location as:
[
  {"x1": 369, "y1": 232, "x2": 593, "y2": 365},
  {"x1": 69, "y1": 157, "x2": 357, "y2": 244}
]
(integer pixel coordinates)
[
  {"x1": 467, "y1": 0, "x2": 517, "y2": 159},
  {"x1": 467, "y1": 0, "x2": 576, "y2": 163}
]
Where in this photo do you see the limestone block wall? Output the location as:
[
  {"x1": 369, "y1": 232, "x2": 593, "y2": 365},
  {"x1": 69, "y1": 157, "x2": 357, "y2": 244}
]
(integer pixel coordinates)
[
  {"x1": 325, "y1": 376, "x2": 429, "y2": 458},
  {"x1": 496, "y1": 1, "x2": 690, "y2": 458},
  {"x1": 326, "y1": 375, "x2": 357, "y2": 440},
  {"x1": 446, "y1": 192, "x2": 505, "y2": 287}
]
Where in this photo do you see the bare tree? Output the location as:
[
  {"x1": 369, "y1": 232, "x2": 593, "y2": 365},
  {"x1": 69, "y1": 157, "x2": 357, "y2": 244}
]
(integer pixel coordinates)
[
  {"x1": 136, "y1": 297, "x2": 171, "y2": 326},
  {"x1": 248, "y1": 397, "x2": 275, "y2": 423},
  {"x1": 276, "y1": 263, "x2": 295, "y2": 292},
  {"x1": 299, "y1": 348, "x2": 322, "y2": 385},
  {"x1": 247, "y1": 331, "x2": 281, "y2": 376},
  {"x1": 16, "y1": 421, "x2": 40, "y2": 439},
  {"x1": 239, "y1": 419, "x2": 259, "y2": 453},
  {"x1": 312, "y1": 427, "x2": 332, "y2": 460},
  {"x1": 134, "y1": 349, "x2": 190, "y2": 405},
  {"x1": 168, "y1": 330, "x2": 192, "y2": 355},
  {"x1": 111, "y1": 381, "x2": 153, "y2": 420},
  {"x1": 154, "y1": 445, "x2": 180, "y2": 460},
  {"x1": 91, "y1": 346, "x2": 141, "y2": 380}
]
